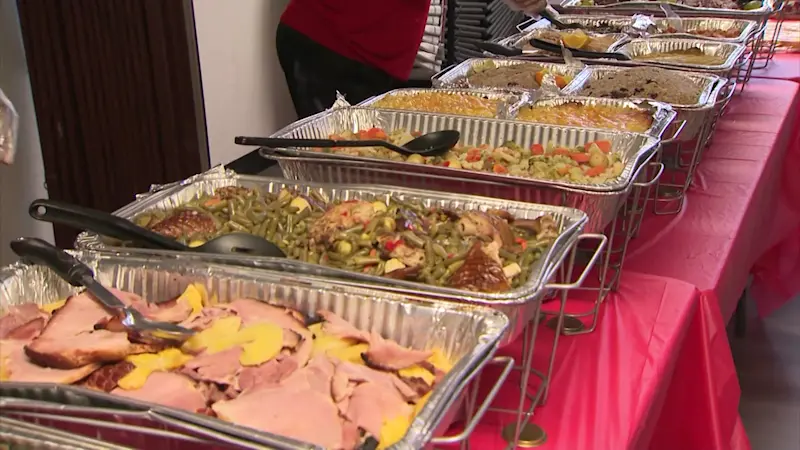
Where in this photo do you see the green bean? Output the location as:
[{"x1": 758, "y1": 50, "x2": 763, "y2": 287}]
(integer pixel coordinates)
[
  {"x1": 310, "y1": 191, "x2": 327, "y2": 204},
  {"x1": 352, "y1": 256, "x2": 381, "y2": 267},
  {"x1": 425, "y1": 242, "x2": 435, "y2": 266},
  {"x1": 232, "y1": 214, "x2": 254, "y2": 228},
  {"x1": 285, "y1": 206, "x2": 300, "y2": 214},
  {"x1": 432, "y1": 243, "x2": 449, "y2": 259},
  {"x1": 344, "y1": 225, "x2": 364, "y2": 235},
  {"x1": 356, "y1": 239, "x2": 373, "y2": 248},
  {"x1": 431, "y1": 265, "x2": 446, "y2": 279},
  {"x1": 499, "y1": 248, "x2": 518, "y2": 262},
  {"x1": 247, "y1": 208, "x2": 267, "y2": 223},
  {"x1": 327, "y1": 251, "x2": 348, "y2": 262},
  {"x1": 226, "y1": 220, "x2": 248, "y2": 232},
  {"x1": 295, "y1": 208, "x2": 311, "y2": 221},
  {"x1": 443, "y1": 250, "x2": 468, "y2": 266},
  {"x1": 402, "y1": 231, "x2": 426, "y2": 248},
  {"x1": 286, "y1": 215, "x2": 294, "y2": 234},
  {"x1": 365, "y1": 216, "x2": 383, "y2": 233}
]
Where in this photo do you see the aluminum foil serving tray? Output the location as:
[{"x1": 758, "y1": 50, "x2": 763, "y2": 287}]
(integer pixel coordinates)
[
  {"x1": 518, "y1": 15, "x2": 759, "y2": 44},
  {"x1": 557, "y1": 0, "x2": 775, "y2": 19},
  {"x1": 259, "y1": 108, "x2": 659, "y2": 232},
  {"x1": 431, "y1": 58, "x2": 592, "y2": 94},
  {"x1": 76, "y1": 172, "x2": 588, "y2": 305},
  {"x1": 565, "y1": 65, "x2": 726, "y2": 141},
  {"x1": 615, "y1": 38, "x2": 747, "y2": 73},
  {"x1": 0, "y1": 251, "x2": 509, "y2": 449},
  {"x1": 495, "y1": 28, "x2": 630, "y2": 56}
]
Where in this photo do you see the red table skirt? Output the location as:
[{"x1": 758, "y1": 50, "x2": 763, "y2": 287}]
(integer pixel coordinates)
[{"x1": 446, "y1": 273, "x2": 746, "y2": 450}]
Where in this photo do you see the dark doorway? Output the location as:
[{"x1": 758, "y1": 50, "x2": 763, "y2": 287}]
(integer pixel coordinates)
[{"x1": 16, "y1": 0, "x2": 207, "y2": 247}]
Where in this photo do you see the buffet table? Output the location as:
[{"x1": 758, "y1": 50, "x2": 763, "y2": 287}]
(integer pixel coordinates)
[
  {"x1": 750, "y1": 53, "x2": 800, "y2": 83},
  {"x1": 625, "y1": 78, "x2": 800, "y2": 320}
]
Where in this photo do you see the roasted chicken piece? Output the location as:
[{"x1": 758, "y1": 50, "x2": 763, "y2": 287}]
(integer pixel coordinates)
[
  {"x1": 447, "y1": 242, "x2": 510, "y2": 292},
  {"x1": 148, "y1": 209, "x2": 217, "y2": 239}
]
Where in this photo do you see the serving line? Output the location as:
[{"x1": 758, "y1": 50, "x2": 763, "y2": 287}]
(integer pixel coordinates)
[
  {"x1": 750, "y1": 51, "x2": 800, "y2": 82},
  {"x1": 445, "y1": 273, "x2": 747, "y2": 450},
  {"x1": 626, "y1": 77, "x2": 800, "y2": 320}
]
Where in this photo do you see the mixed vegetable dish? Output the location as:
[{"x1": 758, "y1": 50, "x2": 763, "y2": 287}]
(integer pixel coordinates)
[
  {"x1": 133, "y1": 186, "x2": 561, "y2": 293},
  {"x1": 311, "y1": 127, "x2": 624, "y2": 184}
]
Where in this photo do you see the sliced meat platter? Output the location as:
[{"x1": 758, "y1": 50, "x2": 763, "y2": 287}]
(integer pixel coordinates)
[{"x1": 0, "y1": 282, "x2": 458, "y2": 449}]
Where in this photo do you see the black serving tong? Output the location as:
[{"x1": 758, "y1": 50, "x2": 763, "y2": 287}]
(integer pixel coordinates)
[{"x1": 541, "y1": 5, "x2": 584, "y2": 30}]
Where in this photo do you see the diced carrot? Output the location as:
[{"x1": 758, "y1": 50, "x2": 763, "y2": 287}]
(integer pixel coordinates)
[
  {"x1": 411, "y1": 130, "x2": 423, "y2": 137},
  {"x1": 492, "y1": 164, "x2": 508, "y2": 174},
  {"x1": 443, "y1": 160, "x2": 451, "y2": 167},
  {"x1": 367, "y1": 127, "x2": 387, "y2": 139},
  {"x1": 557, "y1": 166, "x2": 571, "y2": 175},
  {"x1": 555, "y1": 75, "x2": 567, "y2": 89},
  {"x1": 369, "y1": 249, "x2": 377, "y2": 257},
  {"x1": 357, "y1": 130, "x2": 370, "y2": 140},
  {"x1": 552, "y1": 148, "x2": 571, "y2": 156},
  {"x1": 535, "y1": 71, "x2": 546, "y2": 86},
  {"x1": 530, "y1": 143, "x2": 544, "y2": 155},
  {"x1": 594, "y1": 140, "x2": 612, "y2": 153},
  {"x1": 515, "y1": 237, "x2": 528, "y2": 250},
  {"x1": 585, "y1": 165, "x2": 607, "y2": 177},
  {"x1": 570, "y1": 153, "x2": 590, "y2": 163},
  {"x1": 466, "y1": 148, "x2": 482, "y2": 162},
  {"x1": 203, "y1": 198, "x2": 223, "y2": 207}
]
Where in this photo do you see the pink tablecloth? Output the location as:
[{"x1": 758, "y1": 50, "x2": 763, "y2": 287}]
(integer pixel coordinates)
[
  {"x1": 751, "y1": 52, "x2": 800, "y2": 84},
  {"x1": 625, "y1": 78, "x2": 800, "y2": 319},
  {"x1": 450, "y1": 273, "x2": 745, "y2": 450}
]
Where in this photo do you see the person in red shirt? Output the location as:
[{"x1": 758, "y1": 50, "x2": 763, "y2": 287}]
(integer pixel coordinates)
[{"x1": 277, "y1": 0, "x2": 548, "y2": 118}]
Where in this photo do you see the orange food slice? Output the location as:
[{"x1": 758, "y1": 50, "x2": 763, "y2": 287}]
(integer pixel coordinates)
[{"x1": 561, "y1": 30, "x2": 589, "y2": 49}]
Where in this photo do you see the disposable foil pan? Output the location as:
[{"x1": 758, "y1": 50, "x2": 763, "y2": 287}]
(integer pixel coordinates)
[
  {"x1": 262, "y1": 107, "x2": 660, "y2": 194},
  {"x1": 519, "y1": 15, "x2": 758, "y2": 44},
  {"x1": 513, "y1": 96, "x2": 677, "y2": 139},
  {"x1": 557, "y1": 0, "x2": 775, "y2": 19},
  {"x1": 0, "y1": 252, "x2": 510, "y2": 449},
  {"x1": 615, "y1": 38, "x2": 747, "y2": 73},
  {"x1": 76, "y1": 173, "x2": 588, "y2": 304},
  {"x1": 0, "y1": 415, "x2": 128, "y2": 450},
  {"x1": 431, "y1": 58, "x2": 592, "y2": 94},
  {"x1": 496, "y1": 28, "x2": 630, "y2": 55},
  {"x1": 566, "y1": 65, "x2": 726, "y2": 141},
  {"x1": 356, "y1": 88, "x2": 523, "y2": 119}
]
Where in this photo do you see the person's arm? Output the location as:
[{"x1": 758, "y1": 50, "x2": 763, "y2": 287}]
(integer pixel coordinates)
[{"x1": 502, "y1": 0, "x2": 548, "y2": 14}]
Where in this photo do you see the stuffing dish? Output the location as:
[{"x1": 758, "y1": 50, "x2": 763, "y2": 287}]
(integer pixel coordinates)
[
  {"x1": 661, "y1": 25, "x2": 742, "y2": 39},
  {"x1": 466, "y1": 61, "x2": 573, "y2": 90},
  {"x1": 633, "y1": 47, "x2": 728, "y2": 65},
  {"x1": 309, "y1": 128, "x2": 624, "y2": 184},
  {"x1": 516, "y1": 102, "x2": 654, "y2": 133},
  {"x1": 133, "y1": 186, "x2": 560, "y2": 293},
  {"x1": 0, "y1": 286, "x2": 455, "y2": 449},
  {"x1": 580, "y1": 67, "x2": 706, "y2": 105},
  {"x1": 369, "y1": 91, "x2": 501, "y2": 117}
]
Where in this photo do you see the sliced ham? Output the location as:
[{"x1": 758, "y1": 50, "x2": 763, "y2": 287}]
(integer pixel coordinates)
[
  {"x1": 0, "y1": 339, "x2": 98, "y2": 384},
  {"x1": 179, "y1": 305, "x2": 235, "y2": 331},
  {"x1": 0, "y1": 304, "x2": 47, "y2": 339},
  {"x1": 112, "y1": 289, "x2": 192, "y2": 323},
  {"x1": 213, "y1": 377, "x2": 343, "y2": 449},
  {"x1": 227, "y1": 299, "x2": 306, "y2": 330},
  {"x1": 362, "y1": 332, "x2": 432, "y2": 371},
  {"x1": 345, "y1": 381, "x2": 413, "y2": 439},
  {"x1": 112, "y1": 371, "x2": 207, "y2": 413},
  {"x1": 317, "y1": 310, "x2": 370, "y2": 342},
  {"x1": 182, "y1": 347, "x2": 242, "y2": 386},
  {"x1": 81, "y1": 360, "x2": 135, "y2": 392},
  {"x1": 24, "y1": 293, "x2": 164, "y2": 369},
  {"x1": 334, "y1": 360, "x2": 418, "y2": 402},
  {"x1": 236, "y1": 355, "x2": 299, "y2": 392}
]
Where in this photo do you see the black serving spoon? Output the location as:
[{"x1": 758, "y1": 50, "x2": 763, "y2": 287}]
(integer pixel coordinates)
[
  {"x1": 11, "y1": 237, "x2": 196, "y2": 343},
  {"x1": 29, "y1": 199, "x2": 286, "y2": 257},
  {"x1": 541, "y1": 6, "x2": 584, "y2": 30},
  {"x1": 234, "y1": 130, "x2": 461, "y2": 158}
]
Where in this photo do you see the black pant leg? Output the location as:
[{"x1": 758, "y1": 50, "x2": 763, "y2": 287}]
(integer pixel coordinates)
[{"x1": 275, "y1": 24, "x2": 399, "y2": 119}]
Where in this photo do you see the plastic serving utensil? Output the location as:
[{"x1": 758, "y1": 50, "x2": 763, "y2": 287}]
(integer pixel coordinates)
[
  {"x1": 10, "y1": 237, "x2": 196, "y2": 343},
  {"x1": 29, "y1": 199, "x2": 286, "y2": 258},
  {"x1": 541, "y1": 6, "x2": 583, "y2": 30},
  {"x1": 234, "y1": 130, "x2": 461, "y2": 157},
  {"x1": 475, "y1": 41, "x2": 525, "y2": 57}
]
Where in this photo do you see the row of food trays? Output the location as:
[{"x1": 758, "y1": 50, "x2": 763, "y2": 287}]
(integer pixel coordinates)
[{"x1": 0, "y1": 12, "x2": 750, "y2": 450}]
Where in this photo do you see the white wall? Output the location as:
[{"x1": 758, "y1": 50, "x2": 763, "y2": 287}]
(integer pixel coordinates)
[
  {"x1": 0, "y1": 0, "x2": 53, "y2": 266},
  {"x1": 192, "y1": 0, "x2": 297, "y2": 167}
]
